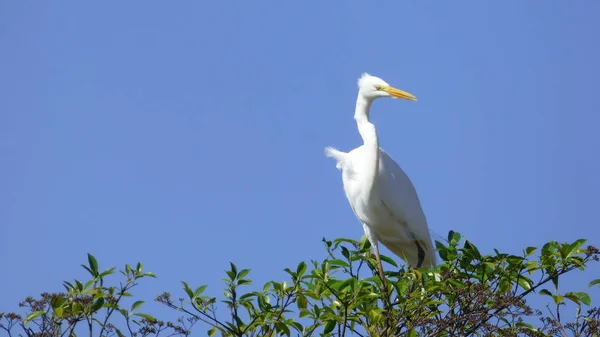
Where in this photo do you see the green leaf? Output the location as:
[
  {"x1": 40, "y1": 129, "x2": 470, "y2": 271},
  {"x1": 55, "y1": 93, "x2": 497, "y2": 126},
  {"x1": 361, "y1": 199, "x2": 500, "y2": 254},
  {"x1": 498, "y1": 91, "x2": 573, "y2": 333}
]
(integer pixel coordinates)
[
  {"x1": 558, "y1": 243, "x2": 570, "y2": 259},
  {"x1": 341, "y1": 246, "x2": 350, "y2": 260},
  {"x1": 393, "y1": 279, "x2": 411, "y2": 298},
  {"x1": 589, "y1": 279, "x2": 600, "y2": 288},
  {"x1": 526, "y1": 261, "x2": 538, "y2": 274},
  {"x1": 516, "y1": 321, "x2": 534, "y2": 330},
  {"x1": 379, "y1": 255, "x2": 398, "y2": 267},
  {"x1": 541, "y1": 241, "x2": 559, "y2": 259},
  {"x1": 181, "y1": 281, "x2": 194, "y2": 299},
  {"x1": 83, "y1": 280, "x2": 94, "y2": 291},
  {"x1": 87, "y1": 253, "x2": 99, "y2": 276},
  {"x1": 329, "y1": 259, "x2": 350, "y2": 268},
  {"x1": 291, "y1": 322, "x2": 304, "y2": 333},
  {"x1": 131, "y1": 301, "x2": 144, "y2": 312},
  {"x1": 296, "y1": 261, "x2": 307, "y2": 276},
  {"x1": 464, "y1": 240, "x2": 482, "y2": 259},
  {"x1": 338, "y1": 278, "x2": 354, "y2": 293},
  {"x1": 81, "y1": 265, "x2": 94, "y2": 277},
  {"x1": 23, "y1": 311, "x2": 46, "y2": 325},
  {"x1": 359, "y1": 236, "x2": 371, "y2": 250},
  {"x1": 91, "y1": 297, "x2": 104, "y2": 313},
  {"x1": 539, "y1": 289, "x2": 552, "y2": 297},
  {"x1": 565, "y1": 291, "x2": 591, "y2": 306},
  {"x1": 51, "y1": 295, "x2": 66, "y2": 309},
  {"x1": 284, "y1": 268, "x2": 296, "y2": 279},
  {"x1": 194, "y1": 285, "x2": 208, "y2": 298},
  {"x1": 552, "y1": 295, "x2": 563, "y2": 305},
  {"x1": 517, "y1": 277, "x2": 533, "y2": 291},
  {"x1": 323, "y1": 320, "x2": 336, "y2": 334},
  {"x1": 143, "y1": 272, "x2": 157, "y2": 278},
  {"x1": 449, "y1": 231, "x2": 461, "y2": 245},
  {"x1": 230, "y1": 262, "x2": 237, "y2": 277},
  {"x1": 297, "y1": 295, "x2": 308, "y2": 310},
  {"x1": 407, "y1": 329, "x2": 417, "y2": 337},
  {"x1": 208, "y1": 326, "x2": 217, "y2": 336},
  {"x1": 365, "y1": 292, "x2": 380, "y2": 299},
  {"x1": 570, "y1": 256, "x2": 585, "y2": 268},
  {"x1": 552, "y1": 275, "x2": 559, "y2": 293},
  {"x1": 99, "y1": 268, "x2": 116, "y2": 278},
  {"x1": 238, "y1": 268, "x2": 251, "y2": 280},
  {"x1": 134, "y1": 313, "x2": 156, "y2": 322},
  {"x1": 568, "y1": 239, "x2": 587, "y2": 255},
  {"x1": 436, "y1": 244, "x2": 448, "y2": 262},
  {"x1": 224, "y1": 322, "x2": 237, "y2": 332},
  {"x1": 63, "y1": 281, "x2": 74, "y2": 291},
  {"x1": 136, "y1": 262, "x2": 143, "y2": 274},
  {"x1": 275, "y1": 322, "x2": 291, "y2": 337},
  {"x1": 525, "y1": 246, "x2": 537, "y2": 256},
  {"x1": 238, "y1": 279, "x2": 252, "y2": 286},
  {"x1": 70, "y1": 303, "x2": 82, "y2": 315}
]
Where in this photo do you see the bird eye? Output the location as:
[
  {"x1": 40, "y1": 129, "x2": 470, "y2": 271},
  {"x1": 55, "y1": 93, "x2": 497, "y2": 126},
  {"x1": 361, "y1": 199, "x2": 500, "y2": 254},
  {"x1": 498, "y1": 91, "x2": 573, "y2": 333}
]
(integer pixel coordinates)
[{"x1": 375, "y1": 85, "x2": 383, "y2": 90}]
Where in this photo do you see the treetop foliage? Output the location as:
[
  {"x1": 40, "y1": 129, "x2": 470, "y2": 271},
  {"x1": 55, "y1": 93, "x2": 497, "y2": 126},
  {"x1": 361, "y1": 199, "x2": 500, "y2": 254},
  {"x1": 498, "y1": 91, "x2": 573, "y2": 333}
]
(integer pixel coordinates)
[{"x1": 2, "y1": 231, "x2": 599, "y2": 337}]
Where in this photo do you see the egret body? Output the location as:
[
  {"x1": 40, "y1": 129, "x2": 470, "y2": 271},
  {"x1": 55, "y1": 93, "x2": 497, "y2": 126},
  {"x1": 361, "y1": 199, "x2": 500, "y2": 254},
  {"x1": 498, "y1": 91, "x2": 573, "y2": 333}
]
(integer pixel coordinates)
[{"x1": 325, "y1": 73, "x2": 436, "y2": 283}]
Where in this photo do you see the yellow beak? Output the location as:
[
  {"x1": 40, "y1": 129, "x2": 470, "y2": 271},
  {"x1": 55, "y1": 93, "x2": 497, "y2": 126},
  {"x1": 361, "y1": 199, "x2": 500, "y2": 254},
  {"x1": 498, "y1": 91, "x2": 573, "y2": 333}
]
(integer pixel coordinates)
[{"x1": 378, "y1": 85, "x2": 418, "y2": 101}]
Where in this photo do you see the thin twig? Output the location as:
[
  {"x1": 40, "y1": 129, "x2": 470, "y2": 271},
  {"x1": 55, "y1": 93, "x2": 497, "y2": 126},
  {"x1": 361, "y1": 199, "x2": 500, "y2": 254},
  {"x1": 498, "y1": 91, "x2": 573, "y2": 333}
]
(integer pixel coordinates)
[
  {"x1": 463, "y1": 263, "x2": 585, "y2": 336},
  {"x1": 340, "y1": 305, "x2": 348, "y2": 337},
  {"x1": 99, "y1": 282, "x2": 137, "y2": 337},
  {"x1": 162, "y1": 301, "x2": 232, "y2": 334}
]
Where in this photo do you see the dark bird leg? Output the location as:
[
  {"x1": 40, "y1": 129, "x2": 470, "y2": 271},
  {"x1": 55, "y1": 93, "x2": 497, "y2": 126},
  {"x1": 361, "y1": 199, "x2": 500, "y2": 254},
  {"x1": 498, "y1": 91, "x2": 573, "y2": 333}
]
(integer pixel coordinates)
[
  {"x1": 415, "y1": 240, "x2": 425, "y2": 268},
  {"x1": 373, "y1": 243, "x2": 389, "y2": 292}
]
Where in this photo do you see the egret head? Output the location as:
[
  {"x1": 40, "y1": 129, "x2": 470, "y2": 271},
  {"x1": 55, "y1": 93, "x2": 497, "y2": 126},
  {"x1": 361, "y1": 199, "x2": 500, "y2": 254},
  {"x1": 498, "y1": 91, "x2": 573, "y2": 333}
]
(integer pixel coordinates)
[{"x1": 357, "y1": 73, "x2": 417, "y2": 102}]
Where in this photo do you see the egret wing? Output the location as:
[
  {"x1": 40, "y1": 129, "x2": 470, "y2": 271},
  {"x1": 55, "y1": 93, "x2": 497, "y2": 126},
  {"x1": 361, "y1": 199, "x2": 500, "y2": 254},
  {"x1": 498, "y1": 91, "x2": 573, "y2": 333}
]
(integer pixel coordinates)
[{"x1": 377, "y1": 149, "x2": 436, "y2": 267}]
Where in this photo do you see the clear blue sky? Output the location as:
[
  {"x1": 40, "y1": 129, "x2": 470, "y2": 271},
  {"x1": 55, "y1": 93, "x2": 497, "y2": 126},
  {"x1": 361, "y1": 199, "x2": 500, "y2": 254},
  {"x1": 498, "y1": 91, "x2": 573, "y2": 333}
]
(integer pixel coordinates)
[{"x1": 1, "y1": 0, "x2": 599, "y2": 330}]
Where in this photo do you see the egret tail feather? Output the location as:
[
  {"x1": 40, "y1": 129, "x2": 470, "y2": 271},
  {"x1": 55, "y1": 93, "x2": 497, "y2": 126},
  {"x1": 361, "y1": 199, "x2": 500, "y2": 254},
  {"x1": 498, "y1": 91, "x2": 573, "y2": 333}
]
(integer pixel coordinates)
[{"x1": 324, "y1": 147, "x2": 348, "y2": 170}]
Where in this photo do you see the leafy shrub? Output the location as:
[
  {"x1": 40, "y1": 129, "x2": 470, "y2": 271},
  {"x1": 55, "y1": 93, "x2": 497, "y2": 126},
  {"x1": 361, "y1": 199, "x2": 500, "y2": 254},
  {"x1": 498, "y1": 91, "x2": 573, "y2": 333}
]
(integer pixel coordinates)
[{"x1": 2, "y1": 231, "x2": 599, "y2": 337}]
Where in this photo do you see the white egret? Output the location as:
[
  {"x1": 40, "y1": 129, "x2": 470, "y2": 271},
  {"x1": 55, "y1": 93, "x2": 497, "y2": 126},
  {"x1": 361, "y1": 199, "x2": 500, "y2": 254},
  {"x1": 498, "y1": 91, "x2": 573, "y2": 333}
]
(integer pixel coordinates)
[{"x1": 325, "y1": 73, "x2": 436, "y2": 285}]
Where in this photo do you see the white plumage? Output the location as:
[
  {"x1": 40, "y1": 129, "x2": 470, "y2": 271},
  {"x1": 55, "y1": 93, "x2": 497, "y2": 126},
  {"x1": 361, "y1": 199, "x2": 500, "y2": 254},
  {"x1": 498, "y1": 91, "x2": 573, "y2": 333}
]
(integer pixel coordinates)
[{"x1": 326, "y1": 74, "x2": 436, "y2": 279}]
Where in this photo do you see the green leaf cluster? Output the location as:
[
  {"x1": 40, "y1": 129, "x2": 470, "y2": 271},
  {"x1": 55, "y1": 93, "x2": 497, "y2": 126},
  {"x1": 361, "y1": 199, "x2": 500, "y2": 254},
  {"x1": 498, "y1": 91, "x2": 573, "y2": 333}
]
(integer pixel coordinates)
[{"x1": 2, "y1": 233, "x2": 599, "y2": 337}]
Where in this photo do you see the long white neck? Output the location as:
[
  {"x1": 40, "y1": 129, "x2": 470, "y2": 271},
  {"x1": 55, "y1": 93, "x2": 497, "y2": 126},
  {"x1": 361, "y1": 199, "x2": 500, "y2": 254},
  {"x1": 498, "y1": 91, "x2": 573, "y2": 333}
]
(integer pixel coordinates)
[{"x1": 354, "y1": 95, "x2": 379, "y2": 194}]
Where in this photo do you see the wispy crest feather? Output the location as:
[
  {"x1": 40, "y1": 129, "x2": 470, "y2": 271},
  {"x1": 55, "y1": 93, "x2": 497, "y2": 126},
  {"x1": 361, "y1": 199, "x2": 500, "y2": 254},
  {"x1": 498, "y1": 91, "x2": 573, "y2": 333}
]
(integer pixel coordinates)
[{"x1": 357, "y1": 73, "x2": 372, "y2": 88}]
